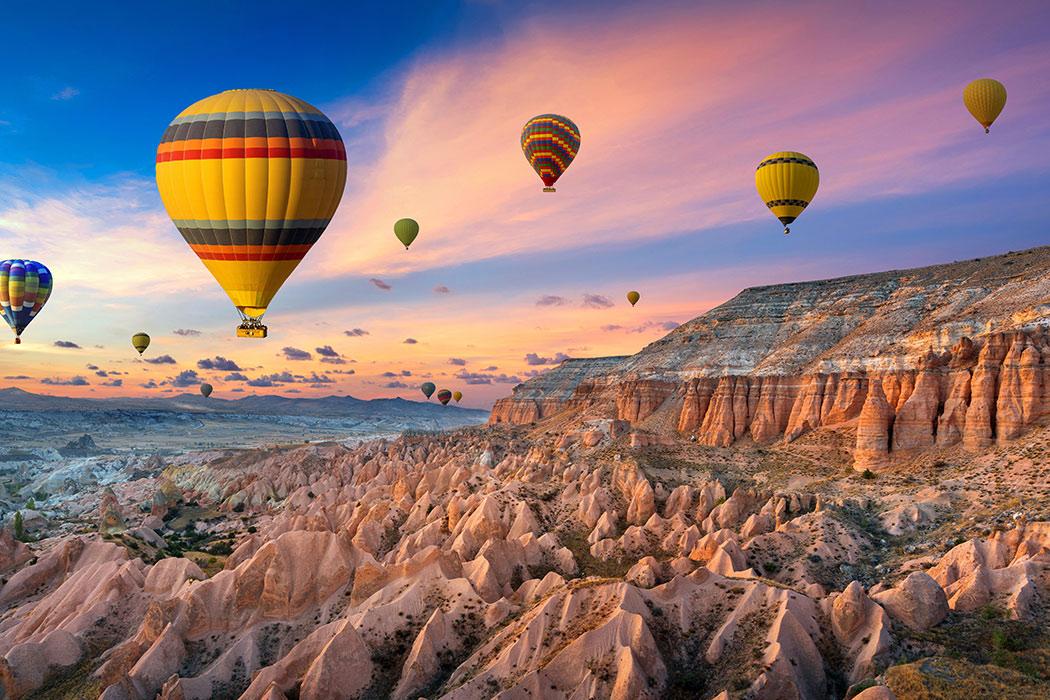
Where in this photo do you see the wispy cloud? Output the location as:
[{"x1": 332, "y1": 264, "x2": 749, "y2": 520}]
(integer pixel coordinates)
[
  {"x1": 51, "y1": 86, "x2": 80, "y2": 101},
  {"x1": 144, "y1": 354, "x2": 177, "y2": 365},
  {"x1": 53, "y1": 340, "x2": 81, "y2": 349},
  {"x1": 281, "y1": 347, "x2": 312, "y2": 361},
  {"x1": 197, "y1": 356, "x2": 242, "y2": 371},
  {"x1": 41, "y1": 375, "x2": 89, "y2": 386},
  {"x1": 581, "y1": 294, "x2": 613, "y2": 309},
  {"x1": 370, "y1": 278, "x2": 392, "y2": 291}
]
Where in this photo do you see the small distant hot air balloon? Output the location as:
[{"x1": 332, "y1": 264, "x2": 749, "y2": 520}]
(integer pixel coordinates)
[
  {"x1": 421, "y1": 382, "x2": 436, "y2": 400},
  {"x1": 755, "y1": 152, "x2": 819, "y2": 235},
  {"x1": 200, "y1": 383, "x2": 213, "y2": 398},
  {"x1": 156, "y1": 89, "x2": 347, "y2": 339},
  {"x1": 436, "y1": 389, "x2": 452, "y2": 406},
  {"x1": 132, "y1": 332, "x2": 150, "y2": 355},
  {"x1": 453, "y1": 390, "x2": 463, "y2": 403},
  {"x1": 394, "y1": 219, "x2": 419, "y2": 250},
  {"x1": 963, "y1": 79, "x2": 1007, "y2": 134},
  {"x1": 0, "y1": 260, "x2": 52, "y2": 345},
  {"x1": 627, "y1": 291, "x2": 640, "y2": 306},
  {"x1": 521, "y1": 114, "x2": 580, "y2": 192}
]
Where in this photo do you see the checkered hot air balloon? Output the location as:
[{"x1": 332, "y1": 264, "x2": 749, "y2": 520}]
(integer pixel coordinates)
[
  {"x1": 0, "y1": 260, "x2": 52, "y2": 345},
  {"x1": 521, "y1": 114, "x2": 580, "y2": 192},
  {"x1": 156, "y1": 89, "x2": 347, "y2": 338}
]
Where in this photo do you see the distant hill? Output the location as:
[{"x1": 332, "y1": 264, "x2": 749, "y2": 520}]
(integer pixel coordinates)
[{"x1": 0, "y1": 387, "x2": 488, "y2": 421}]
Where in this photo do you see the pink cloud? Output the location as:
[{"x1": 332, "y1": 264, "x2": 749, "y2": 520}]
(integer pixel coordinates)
[{"x1": 313, "y1": 2, "x2": 1049, "y2": 278}]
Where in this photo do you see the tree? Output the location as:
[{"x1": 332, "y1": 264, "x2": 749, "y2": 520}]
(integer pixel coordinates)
[{"x1": 13, "y1": 511, "x2": 25, "y2": 542}]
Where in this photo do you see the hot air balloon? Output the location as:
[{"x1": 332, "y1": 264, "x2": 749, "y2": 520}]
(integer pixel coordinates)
[
  {"x1": 627, "y1": 291, "x2": 640, "y2": 306},
  {"x1": 421, "y1": 382, "x2": 436, "y2": 400},
  {"x1": 156, "y1": 89, "x2": 347, "y2": 338},
  {"x1": 132, "y1": 332, "x2": 150, "y2": 355},
  {"x1": 755, "y1": 152, "x2": 819, "y2": 235},
  {"x1": 200, "y1": 383, "x2": 213, "y2": 398},
  {"x1": 453, "y1": 390, "x2": 463, "y2": 403},
  {"x1": 521, "y1": 114, "x2": 580, "y2": 192},
  {"x1": 0, "y1": 260, "x2": 52, "y2": 345},
  {"x1": 436, "y1": 389, "x2": 452, "y2": 406},
  {"x1": 963, "y1": 79, "x2": 1007, "y2": 133},
  {"x1": 394, "y1": 219, "x2": 419, "y2": 250}
]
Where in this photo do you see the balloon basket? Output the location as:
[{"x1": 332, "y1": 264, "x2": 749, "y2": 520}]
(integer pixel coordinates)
[
  {"x1": 14, "y1": 337, "x2": 20, "y2": 345},
  {"x1": 237, "y1": 324, "x2": 267, "y2": 339},
  {"x1": 543, "y1": 187, "x2": 556, "y2": 193}
]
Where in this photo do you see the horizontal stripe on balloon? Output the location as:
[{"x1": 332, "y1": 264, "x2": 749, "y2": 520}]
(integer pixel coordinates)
[
  {"x1": 191, "y1": 243, "x2": 311, "y2": 262},
  {"x1": 176, "y1": 225, "x2": 326, "y2": 248},
  {"x1": 157, "y1": 141, "x2": 345, "y2": 162},
  {"x1": 161, "y1": 117, "x2": 342, "y2": 143},
  {"x1": 173, "y1": 218, "x2": 331, "y2": 230},
  {"x1": 170, "y1": 110, "x2": 330, "y2": 124}
]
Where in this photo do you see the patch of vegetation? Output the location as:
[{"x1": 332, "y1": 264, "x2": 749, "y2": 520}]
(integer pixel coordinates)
[
  {"x1": 900, "y1": 610, "x2": 1050, "y2": 682},
  {"x1": 560, "y1": 530, "x2": 633, "y2": 579},
  {"x1": 885, "y1": 656, "x2": 1050, "y2": 699}
]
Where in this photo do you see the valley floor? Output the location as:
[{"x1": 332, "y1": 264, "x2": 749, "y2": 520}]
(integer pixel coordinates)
[{"x1": 0, "y1": 418, "x2": 1048, "y2": 699}]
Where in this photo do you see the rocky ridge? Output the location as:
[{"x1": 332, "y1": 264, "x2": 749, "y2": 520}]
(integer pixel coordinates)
[{"x1": 491, "y1": 247, "x2": 1050, "y2": 470}]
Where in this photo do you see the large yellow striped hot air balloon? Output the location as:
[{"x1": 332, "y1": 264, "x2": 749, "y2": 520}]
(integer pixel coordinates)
[
  {"x1": 755, "y1": 151, "x2": 819, "y2": 235},
  {"x1": 156, "y1": 89, "x2": 347, "y2": 338}
]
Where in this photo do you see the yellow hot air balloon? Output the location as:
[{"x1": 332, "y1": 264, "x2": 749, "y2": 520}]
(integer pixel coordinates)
[
  {"x1": 452, "y1": 390, "x2": 462, "y2": 403},
  {"x1": 963, "y1": 79, "x2": 1007, "y2": 133},
  {"x1": 755, "y1": 151, "x2": 819, "y2": 235},
  {"x1": 627, "y1": 291, "x2": 640, "y2": 306},
  {"x1": 156, "y1": 89, "x2": 347, "y2": 338},
  {"x1": 132, "y1": 332, "x2": 150, "y2": 355}
]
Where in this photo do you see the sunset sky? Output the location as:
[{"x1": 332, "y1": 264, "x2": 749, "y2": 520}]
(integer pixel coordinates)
[{"x1": 1, "y1": 0, "x2": 1049, "y2": 408}]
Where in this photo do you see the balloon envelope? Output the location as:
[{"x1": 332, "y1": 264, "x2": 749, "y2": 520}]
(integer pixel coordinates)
[
  {"x1": 627, "y1": 291, "x2": 640, "y2": 306},
  {"x1": 421, "y1": 382, "x2": 436, "y2": 399},
  {"x1": 963, "y1": 79, "x2": 1007, "y2": 133},
  {"x1": 521, "y1": 114, "x2": 580, "y2": 192},
  {"x1": 452, "y1": 391, "x2": 462, "y2": 403},
  {"x1": 0, "y1": 260, "x2": 52, "y2": 344},
  {"x1": 394, "y1": 219, "x2": 419, "y2": 249},
  {"x1": 155, "y1": 89, "x2": 347, "y2": 326},
  {"x1": 755, "y1": 152, "x2": 819, "y2": 235},
  {"x1": 436, "y1": 389, "x2": 452, "y2": 406},
  {"x1": 200, "y1": 383, "x2": 213, "y2": 398},
  {"x1": 132, "y1": 332, "x2": 150, "y2": 355}
]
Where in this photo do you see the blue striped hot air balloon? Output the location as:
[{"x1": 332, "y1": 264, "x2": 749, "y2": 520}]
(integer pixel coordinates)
[{"x1": 0, "y1": 260, "x2": 53, "y2": 344}]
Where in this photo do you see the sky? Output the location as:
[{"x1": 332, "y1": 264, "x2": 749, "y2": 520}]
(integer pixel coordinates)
[{"x1": 1, "y1": 0, "x2": 1049, "y2": 408}]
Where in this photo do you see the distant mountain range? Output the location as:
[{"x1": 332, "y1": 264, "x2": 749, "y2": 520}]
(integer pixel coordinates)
[{"x1": 0, "y1": 387, "x2": 489, "y2": 420}]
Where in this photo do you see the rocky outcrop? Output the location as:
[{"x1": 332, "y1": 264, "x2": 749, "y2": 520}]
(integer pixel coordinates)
[
  {"x1": 489, "y1": 248, "x2": 1050, "y2": 469},
  {"x1": 489, "y1": 357, "x2": 629, "y2": 424}
]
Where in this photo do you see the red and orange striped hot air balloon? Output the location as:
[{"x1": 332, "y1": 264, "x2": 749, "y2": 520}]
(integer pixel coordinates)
[
  {"x1": 521, "y1": 114, "x2": 580, "y2": 192},
  {"x1": 156, "y1": 89, "x2": 347, "y2": 338}
]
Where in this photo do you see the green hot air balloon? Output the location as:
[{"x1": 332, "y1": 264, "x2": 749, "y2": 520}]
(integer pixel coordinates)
[
  {"x1": 394, "y1": 218, "x2": 420, "y2": 250},
  {"x1": 421, "y1": 382, "x2": 436, "y2": 399},
  {"x1": 436, "y1": 389, "x2": 452, "y2": 406},
  {"x1": 627, "y1": 291, "x2": 640, "y2": 306},
  {"x1": 132, "y1": 332, "x2": 150, "y2": 355},
  {"x1": 200, "y1": 383, "x2": 213, "y2": 398}
]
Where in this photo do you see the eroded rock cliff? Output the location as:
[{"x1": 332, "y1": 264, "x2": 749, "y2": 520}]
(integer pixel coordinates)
[{"x1": 491, "y1": 247, "x2": 1050, "y2": 469}]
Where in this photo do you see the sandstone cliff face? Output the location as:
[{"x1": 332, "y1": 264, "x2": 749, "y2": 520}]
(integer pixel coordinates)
[
  {"x1": 489, "y1": 357, "x2": 628, "y2": 424},
  {"x1": 491, "y1": 248, "x2": 1050, "y2": 468}
]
